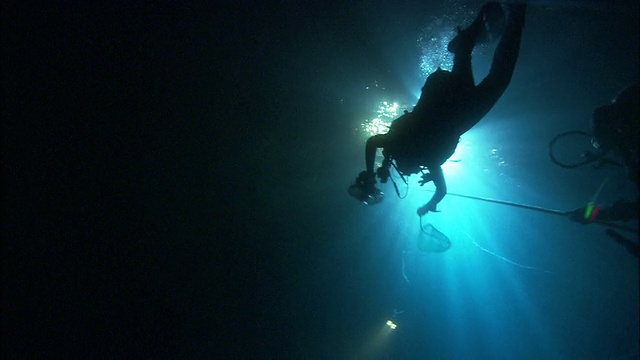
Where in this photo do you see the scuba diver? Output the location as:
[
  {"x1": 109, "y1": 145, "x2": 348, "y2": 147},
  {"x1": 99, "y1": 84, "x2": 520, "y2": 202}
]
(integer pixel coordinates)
[
  {"x1": 349, "y1": 2, "x2": 527, "y2": 216},
  {"x1": 563, "y1": 81, "x2": 639, "y2": 258},
  {"x1": 567, "y1": 81, "x2": 639, "y2": 224}
]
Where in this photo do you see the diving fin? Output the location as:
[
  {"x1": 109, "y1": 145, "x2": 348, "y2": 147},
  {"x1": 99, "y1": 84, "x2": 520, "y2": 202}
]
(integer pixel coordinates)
[{"x1": 448, "y1": 2, "x2": 506, "y2": 53}]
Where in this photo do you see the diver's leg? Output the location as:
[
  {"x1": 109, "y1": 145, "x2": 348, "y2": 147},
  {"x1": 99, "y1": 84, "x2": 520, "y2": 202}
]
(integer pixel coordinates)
[
  {"x1": 449, "y1": 2, "x2": 505, "y2": 88},
  {"x1": 448, "y1": 11, "x2": 481, "y2": 87},
  {"x1": 450, "y1": 36, "x2": 474, "y2": 89},
  {"x1": 473, "y1": 4, "x2": 526, "y2": 116},
  {"x1": 349, "y1": 134, "x2": 388, "y2": 203}
]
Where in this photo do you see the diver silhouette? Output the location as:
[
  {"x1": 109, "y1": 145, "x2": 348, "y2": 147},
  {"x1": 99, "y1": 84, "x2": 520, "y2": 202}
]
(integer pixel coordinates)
[
  {"x1": 349, "y1": 2, "x2": 526, "y2": 216},
  {"x1": 567, "y1": 81, "x2": 639, "y2": 224}
]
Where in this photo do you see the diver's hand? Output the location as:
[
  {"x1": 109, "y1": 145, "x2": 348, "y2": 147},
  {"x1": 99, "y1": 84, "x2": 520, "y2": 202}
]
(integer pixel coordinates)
[
  {"x1": 356, "y1": 170, "x2": 376, "y2": 186},
  {"x1": 417, "y1": 202, "x2": 439, "y2": 217},
  {"x1": 418, "y1": 172, "x2": 433, "y2": 186},
  {"x1": 567, "y1": 207, "x2": 591, "y2": 224}
]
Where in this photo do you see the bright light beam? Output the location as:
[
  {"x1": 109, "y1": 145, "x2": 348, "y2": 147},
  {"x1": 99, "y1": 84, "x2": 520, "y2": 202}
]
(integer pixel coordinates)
[
  {"x1": 357, "y1": 319, "x2": 397, "y2": 359},
  {"x1": 361, "y1": 101, "x2": 408, "y2": 138}
]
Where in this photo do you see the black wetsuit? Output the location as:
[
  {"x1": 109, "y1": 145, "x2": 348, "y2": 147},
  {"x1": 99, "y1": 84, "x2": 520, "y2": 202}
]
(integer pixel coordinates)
[{"x1": 403, "y1": 4, "x2": 525, "y2": 169}]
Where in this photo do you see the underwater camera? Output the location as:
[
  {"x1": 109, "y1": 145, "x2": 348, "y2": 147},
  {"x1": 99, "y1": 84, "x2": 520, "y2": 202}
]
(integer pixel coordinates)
[
  {"x1": 348, "y1": 183, "x2": 383, "y2": 205},
  {"x1": 348, "y1": 171, "x2": 383, "y2": 205}
]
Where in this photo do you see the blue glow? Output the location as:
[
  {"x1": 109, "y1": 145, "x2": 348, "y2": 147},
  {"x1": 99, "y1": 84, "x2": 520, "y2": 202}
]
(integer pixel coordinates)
[
  {"x1": 336, "y1": 2, "x2": 638, "y2": 359},
  {"x1": 358, "y1": 128, "x2": 561, "y2": 357}
]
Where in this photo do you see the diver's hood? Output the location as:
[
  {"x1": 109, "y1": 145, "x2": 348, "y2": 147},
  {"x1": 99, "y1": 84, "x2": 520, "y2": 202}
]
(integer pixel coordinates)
[
  {"x1": 591, "y1": 104, "x2": 617, "y2": 149},
  {"x1": 613, "y1": 81, "x2": 639, "y2": 105},
  {"x1": 592, "y1": 100, "x2": 640, "y2": 152},
  {"x1": 423, "y1": 68, "x2": 452, "y2": 90},
  {"x1": 420, "y1": 68, "x2": 454, "y2": 104}
]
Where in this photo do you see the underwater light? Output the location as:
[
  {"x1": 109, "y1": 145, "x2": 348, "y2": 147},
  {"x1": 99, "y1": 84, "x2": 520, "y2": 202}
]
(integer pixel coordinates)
[
  {"x1": 385, "y1": 320, "x2": 397, "y2": 330},
  {"x1": 361, "y1": 101, "x2": 409, "y2": 138}
]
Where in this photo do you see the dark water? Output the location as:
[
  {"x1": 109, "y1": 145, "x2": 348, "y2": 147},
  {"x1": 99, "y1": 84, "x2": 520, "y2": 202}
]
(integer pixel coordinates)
[{"x1": 4, "y1": 1, "x2": 638, "y2": 358}]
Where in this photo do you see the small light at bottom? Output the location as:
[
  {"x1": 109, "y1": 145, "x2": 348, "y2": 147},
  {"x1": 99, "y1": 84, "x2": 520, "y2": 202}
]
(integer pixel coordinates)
[{"x1": 386, "y1": 320, "x2": 397, "y2": 330}]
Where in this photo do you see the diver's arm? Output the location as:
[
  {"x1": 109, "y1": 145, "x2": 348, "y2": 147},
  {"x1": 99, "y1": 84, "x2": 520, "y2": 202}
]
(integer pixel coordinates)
[
  {"x1": 365, "y1": 134, "x2": 387, "y2": 175},
  {"x1": 597, "y1": 200, "x2": 638, "y2": 222},
  {"x1": 417, "y1": 166, "x2": 447, "y2": 216},
  {"x1": 429, "y1": 166, "x2": 447, "y2": 209},
  {"x1": 568, "y1": 199, "x2": 638, "y2": 223}
]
